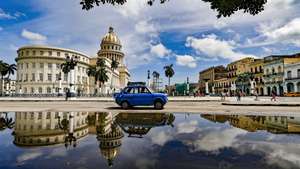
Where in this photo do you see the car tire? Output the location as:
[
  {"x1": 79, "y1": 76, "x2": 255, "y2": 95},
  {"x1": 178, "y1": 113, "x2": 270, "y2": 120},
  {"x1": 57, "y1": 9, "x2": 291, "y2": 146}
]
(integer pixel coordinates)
[
  {"x1": 154, "y1": 100, "x2": 164, "y2": 110},
  {"x1": 121, "y1": 101, "x2": 129, "y2": 109}
]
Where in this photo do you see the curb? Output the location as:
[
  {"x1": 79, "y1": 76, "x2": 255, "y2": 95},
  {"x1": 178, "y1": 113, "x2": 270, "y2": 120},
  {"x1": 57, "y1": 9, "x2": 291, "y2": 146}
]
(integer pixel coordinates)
[{"x1": 222, "y1": 103, "x2": 300, "y2": 107}]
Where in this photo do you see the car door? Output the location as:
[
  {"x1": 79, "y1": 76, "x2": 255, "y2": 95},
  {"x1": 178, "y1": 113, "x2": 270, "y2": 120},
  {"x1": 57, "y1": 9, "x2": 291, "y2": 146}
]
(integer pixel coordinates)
[
  {"x1": 122, "y1": 87, "x2": 135, "y2": 105},
  {"x1": 135, "y1": 86, "x2": 153, "y2": 105}
]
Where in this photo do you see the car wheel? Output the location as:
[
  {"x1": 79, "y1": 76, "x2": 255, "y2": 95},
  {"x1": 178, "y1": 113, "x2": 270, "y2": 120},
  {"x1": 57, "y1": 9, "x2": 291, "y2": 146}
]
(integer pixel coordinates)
[
  {"x1": 154, "y1": 100, "x2": 164, "y2": 110},
  {"x1": 121, "y1": 101, "x2": 129, "y2": 109}
]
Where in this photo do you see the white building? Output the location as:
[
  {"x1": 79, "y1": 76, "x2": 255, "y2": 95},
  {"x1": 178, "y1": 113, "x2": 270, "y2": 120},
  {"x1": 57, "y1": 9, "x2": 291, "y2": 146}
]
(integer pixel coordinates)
[
  {"x1": 15, "y1": 27, "x2": 130, "y2": 95},
  {"x1": 284, "y1": 62, "x2": 300, "y2": 93}
]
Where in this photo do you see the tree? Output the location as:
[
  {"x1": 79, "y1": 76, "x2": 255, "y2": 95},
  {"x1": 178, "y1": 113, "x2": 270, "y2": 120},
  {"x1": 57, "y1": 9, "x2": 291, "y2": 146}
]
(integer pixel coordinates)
[
  {"x1": 4, "y1": 64, "x2": 17, "y2": 95},
  {"x1": 110, "y1": 59, "x2": 119, "y2": 92},
  {"x1": 236, "y1": 72, "x2": 254, "y2": 93},
  {"x1": 96, "y1": 58, "x2": 109, "y2": 94},
  {"x1": 0, "y1": 61, "x2": 9, "y2": 96},
  {"x1": 79, "y1": 0, "x2": 267, "y2": 18},
  {"x1": 163, "y1": 64, "x2": 175, "y2": 87}
]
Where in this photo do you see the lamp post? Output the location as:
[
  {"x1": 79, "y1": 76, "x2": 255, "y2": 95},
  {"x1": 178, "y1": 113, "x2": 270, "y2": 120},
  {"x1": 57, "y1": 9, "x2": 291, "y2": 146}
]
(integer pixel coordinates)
[
  {"x1": 66, "y1": 56, "x2": 78, "y2": 97},
  {"x1": 58, "y1": 112, "x2": 77, "y2": 148}
]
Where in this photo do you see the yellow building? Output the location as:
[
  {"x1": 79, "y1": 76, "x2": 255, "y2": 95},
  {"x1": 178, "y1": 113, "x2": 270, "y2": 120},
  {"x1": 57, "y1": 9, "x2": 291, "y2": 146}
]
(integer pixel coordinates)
[
  {"x1": 226, "y1": 57, "x2": 255, "y2": 95},
  {"x1": 249, "y1": 59, "x2": 264, "y2": 95}
]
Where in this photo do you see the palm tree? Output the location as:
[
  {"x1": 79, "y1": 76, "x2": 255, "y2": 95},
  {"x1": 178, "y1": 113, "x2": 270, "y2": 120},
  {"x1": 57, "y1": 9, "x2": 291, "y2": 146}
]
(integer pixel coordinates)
[
  {"x1": 152, "y1": 71, "x2": 160, "y2": 91},
  {"x1": 96, "y1": 60, "x2": 109, "y2": 94},
  {"x1": 164, "y1": 64, "x2": 175, "y2": 88},
  {"x1": 0, "y1": 61, "x2": 9, "y2": 96},
  {"x1": 4, "y1": 64, "x2": 17, "y2": 95},
  {"x1": 110, "y1": 59, "x2": 119, "y2": 92},
  {"x1": 0, "y1": 112, "x2": 14, "y2": 131}
]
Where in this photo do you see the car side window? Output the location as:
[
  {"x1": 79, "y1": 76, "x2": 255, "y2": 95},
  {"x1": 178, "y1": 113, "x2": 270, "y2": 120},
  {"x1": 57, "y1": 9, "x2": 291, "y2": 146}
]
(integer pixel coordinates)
[
  {"x1": 123, "y1": 87, "x2": 131, "y2": 94},
  {"x1": 129, "y1": 87, "x2": 138, "y2": 94},
  {"x1": 140, "y1": 87, "x2": 150, "y2": 94}
]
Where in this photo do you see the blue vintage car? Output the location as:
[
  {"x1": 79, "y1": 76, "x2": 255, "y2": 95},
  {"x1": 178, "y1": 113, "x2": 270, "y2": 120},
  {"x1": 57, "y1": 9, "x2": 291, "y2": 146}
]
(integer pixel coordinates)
[{"x1": 113, "y1": 85, "x2": 168, "y2": 109}]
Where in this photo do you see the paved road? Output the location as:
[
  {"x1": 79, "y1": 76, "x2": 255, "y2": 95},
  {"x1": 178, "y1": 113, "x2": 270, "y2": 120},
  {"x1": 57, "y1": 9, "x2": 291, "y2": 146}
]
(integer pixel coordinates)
[{"x1": 1, "y1": 101, "x2": 299, "y2": 115}]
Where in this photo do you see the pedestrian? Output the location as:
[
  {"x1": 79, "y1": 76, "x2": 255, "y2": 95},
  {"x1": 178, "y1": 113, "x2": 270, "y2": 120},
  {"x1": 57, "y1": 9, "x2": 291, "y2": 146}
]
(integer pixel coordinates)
[
  {"x1": 65, "y1": 89, "x2": 69, "y2": 101},
  {"x1": 254, "y1": 91, "x2": 259, "y2": 101},
  {"x1": 237, "y1": 90, "x2": 241, "y2": 101},
  {"x1": 271, "y1": 90, "x2": 277, "y2": 101}
]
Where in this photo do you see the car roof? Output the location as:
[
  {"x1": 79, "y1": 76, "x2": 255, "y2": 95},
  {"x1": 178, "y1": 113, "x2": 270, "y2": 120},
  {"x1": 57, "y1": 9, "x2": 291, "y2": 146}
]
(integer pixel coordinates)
[{"x1": 126, "y1": 85, "x2": 146, "y2": 88}]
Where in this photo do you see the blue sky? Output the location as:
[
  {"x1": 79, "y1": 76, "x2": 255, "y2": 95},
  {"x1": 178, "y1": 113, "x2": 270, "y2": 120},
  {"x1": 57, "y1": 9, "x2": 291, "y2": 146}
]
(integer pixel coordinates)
[{"x1": 1, "y1": 0, "x2": 300, "y2": 84}]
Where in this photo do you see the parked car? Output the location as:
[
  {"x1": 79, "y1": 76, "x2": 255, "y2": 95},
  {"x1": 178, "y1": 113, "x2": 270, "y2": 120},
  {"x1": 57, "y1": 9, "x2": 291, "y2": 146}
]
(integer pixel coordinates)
[
  {"x1": 113, "y1": 85, "x2": 168, "y2": 109},
  {"x1": 284, "y1": 92, "x2": 300, "y2": 97}
]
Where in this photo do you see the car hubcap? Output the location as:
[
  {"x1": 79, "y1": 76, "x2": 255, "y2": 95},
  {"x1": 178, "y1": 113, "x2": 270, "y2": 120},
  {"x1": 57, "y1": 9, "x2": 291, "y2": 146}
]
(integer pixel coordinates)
[
  {"x1": 155, "y1": 102, "x2": 162, "y2": 109},
  {"x1": 122, "y1": 102, "x2": 128, "y2": 109}
]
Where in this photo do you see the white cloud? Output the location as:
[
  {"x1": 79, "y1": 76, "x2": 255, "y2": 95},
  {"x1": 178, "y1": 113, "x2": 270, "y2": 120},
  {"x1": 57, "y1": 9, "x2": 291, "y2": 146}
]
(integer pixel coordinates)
[
  {"x1": 176, "y1": 54, "x2": 197, "y2": 68},
  {"x1": 150, "y1": 43, "x2": 171, "y2": 58},
  {"x1": 261, "y1": 18, "x2": 300, "y2": 46},
  {"x1": 17, "y1": 151, "x2": 43, "y2": 164},
  {"x1": 21, "y1": 29, "x2": 47, "y2": 42},
  {"x1": 0, "y1": 8, "x2": 16, "y2": 19},
  {"x1": 188, "y1": 128, "x2": 247, "y2": 152},
  {"x1": 0, "y1": 27, "x2": 3, "y2": 31},
  {"x1": 150, "y1": 130, "x2": 173, "y2": 146},
  {"x1": 176, "y1": 120, "x2": 199, "y2": 134},
  {"x1": 186, "y1": 34, "x2": 256, "y2": 61}
]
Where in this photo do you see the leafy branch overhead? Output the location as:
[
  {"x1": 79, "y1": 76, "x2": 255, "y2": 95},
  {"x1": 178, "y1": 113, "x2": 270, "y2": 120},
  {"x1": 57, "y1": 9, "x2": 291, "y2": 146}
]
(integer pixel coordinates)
[{"x1": 79, "y1": 0, "x2": 268, "y2": 18}]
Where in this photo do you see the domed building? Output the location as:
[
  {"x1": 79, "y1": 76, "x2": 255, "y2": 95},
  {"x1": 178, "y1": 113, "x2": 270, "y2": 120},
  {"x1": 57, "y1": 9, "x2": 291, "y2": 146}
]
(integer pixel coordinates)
[
  {"x1": 91, "y1": 27, "x2": 130, "y2": 94},
  {"x1": 15, "y1": 27, "x2": 130, "y2": 95}
]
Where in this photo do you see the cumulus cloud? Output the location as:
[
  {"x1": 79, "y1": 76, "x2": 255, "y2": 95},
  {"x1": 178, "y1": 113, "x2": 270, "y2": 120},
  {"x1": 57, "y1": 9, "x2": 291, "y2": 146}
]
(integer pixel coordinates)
[
  {"x1": 176, "y1": 120, "x2": 199, "y2": 134},
  {"x1": 186, "y1": 34, "x2": 256, "y2": 61},
  {"x1": 261, "y1": 18, "x2": 300, "y2": 46},
  {"x1": 21, "y1": 29, "x2": 47, "y2": 42},
  {"x1": 176, "y1": 54, "x2": 197, "y2": 68},
  {"x1": 150, "y1": 130, "x2": 173, "y2": 146},
  {"x1": 150, "y1": 43, "x2": 171, "y2": 58},
  {"x1": 188, "y1": 128, "x2": 247, "y2": 152}
]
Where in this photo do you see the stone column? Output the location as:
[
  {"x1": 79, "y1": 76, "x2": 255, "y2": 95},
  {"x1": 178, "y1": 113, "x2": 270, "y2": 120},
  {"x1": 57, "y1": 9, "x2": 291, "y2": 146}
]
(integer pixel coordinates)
[
  {"x1": 58, "y1": 73, "x2": 63, "y2": 96},
  {"x1": 205, "y1": 81, "x2": 209, "y2": 95}
]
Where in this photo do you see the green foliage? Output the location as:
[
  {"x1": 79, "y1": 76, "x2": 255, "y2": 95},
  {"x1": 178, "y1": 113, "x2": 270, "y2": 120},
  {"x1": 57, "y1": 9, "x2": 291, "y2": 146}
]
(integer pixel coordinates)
[
  {"x1": 79, "y1": 0, "x2": 267, "y2": 18},
  {"x1": 152, "y1": 71, "x2": 160, "y2": 78},
  {"x1": 0, "y1": 113, "x2": 14, "y2": 131},
  {"x1": 111, "y1": 59, "x2": 119, "y2": 71}
]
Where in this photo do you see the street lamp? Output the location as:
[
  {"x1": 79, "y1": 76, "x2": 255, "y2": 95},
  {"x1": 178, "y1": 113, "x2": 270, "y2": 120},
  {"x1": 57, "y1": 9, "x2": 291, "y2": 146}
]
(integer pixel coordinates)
[{"x1": 57, "y1": 112, "x2": 77, "y2": 148}]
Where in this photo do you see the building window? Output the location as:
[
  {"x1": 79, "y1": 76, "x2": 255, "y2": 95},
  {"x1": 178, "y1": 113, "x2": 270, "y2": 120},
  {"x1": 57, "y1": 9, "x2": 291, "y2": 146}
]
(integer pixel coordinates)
[
  {"x1": 56, "y1": 74, "x2": 60, "y2": 81},
  {"x1": 38, "y1": 112, "x2": 42, "y2": 119},
  {"x1": 64, "y1": 73, "x2": 68, "y2": 81},
  {"x1": 31, "y1": 73, "x2": 35, "y2": 81},
  {"x1": 33, "y1": 50, "x2": 36, "y2": 55},
  {"x1": 56, "y1": 63, "x2": 60, "y2": 69},
  {"x1": 32, "y1": 62, "x2": 36, "y2": 68},
  {"x1": 39, "y1": 73, "x2": 43, "y2": 81},
  {"x1": 48, "y1": 73, "x2": 52, "y2": 81},
  {"x1": 57, "y1": 52, "x2": 60, "y2": 56},
  {"x1": 55, "y1": 112, "x2": 59, "y2": 119},
  {"x1": 48, "y1": 51, "x2": 52, "y2": 56},
  {"x1": 287, "y1": 71, "x2": 292, "y2": 79},
  {"x1": 31, "y1": 87, "x2": 34, "y2": 93},
  {"x1": 38, "y1": 87, "x2": 43, "y2": 93},
  {"x1": 40, "y1": 51, "x2": 44, "y2": 55},
  {"x1": 55, "y1": 87, "x2": 59, "y2": 93},
  {"x1": 46, "y1": 112, "x2": 51, "y2": 119},
  {"x1": 26, "y1": 63, "x2": 29, "y2": 69},
  {"x1": 40, "y1": 63, "x2": 44, "y2": 68},
  {"x1": 48, "y1": 63, "x2": 52, "y2": 69},
  {"x1": 47, "y1": 87, "x2": 51, "y2": 93}
]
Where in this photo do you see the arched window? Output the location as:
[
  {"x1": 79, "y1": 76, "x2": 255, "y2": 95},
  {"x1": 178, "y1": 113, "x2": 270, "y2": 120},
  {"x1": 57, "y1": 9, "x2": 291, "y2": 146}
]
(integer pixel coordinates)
[
  {"x1": 47, "y1": 87, "x2": 51, "y2": 93},
  {"x1": 272, "y1": 68, "x2": 275, "y2": 74},
  {"x1": 38, "y1": 87, "x2": 43, "y2": 93}
]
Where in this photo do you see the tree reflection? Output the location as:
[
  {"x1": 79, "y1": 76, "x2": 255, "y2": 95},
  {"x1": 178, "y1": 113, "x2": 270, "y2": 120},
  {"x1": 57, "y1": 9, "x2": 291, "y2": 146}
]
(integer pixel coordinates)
[{"x1": 0, "y1": 112, "x2": 14, "y2": 131}]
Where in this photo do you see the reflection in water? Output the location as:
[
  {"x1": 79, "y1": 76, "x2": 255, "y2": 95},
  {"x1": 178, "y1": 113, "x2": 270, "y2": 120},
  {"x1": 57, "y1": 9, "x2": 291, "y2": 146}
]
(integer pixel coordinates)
[
  {"x1": 9, "y1": 112, "x2": 175, "y2": 167},
  {"x1": 201, "y1": 114, "x2": 300, "y2": 134},
  {"x1": 3, "y1": 112, "x2": 300, "y2": 169},
  {"x1": 0, "y1": 112, "x2": 15, "y2": 131}
]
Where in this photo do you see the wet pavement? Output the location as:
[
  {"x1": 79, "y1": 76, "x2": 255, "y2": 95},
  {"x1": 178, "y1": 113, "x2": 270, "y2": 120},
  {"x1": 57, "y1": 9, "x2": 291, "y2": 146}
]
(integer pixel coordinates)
[{"x1": 1, "y1": 112, "x2": 300, "y2": 169}]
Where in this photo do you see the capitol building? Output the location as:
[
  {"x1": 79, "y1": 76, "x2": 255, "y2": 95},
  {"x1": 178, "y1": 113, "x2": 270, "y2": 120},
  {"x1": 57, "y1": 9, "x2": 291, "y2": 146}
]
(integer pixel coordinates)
[{"x1": 15, "y1": 27, "x2": 130, "y2": 95}]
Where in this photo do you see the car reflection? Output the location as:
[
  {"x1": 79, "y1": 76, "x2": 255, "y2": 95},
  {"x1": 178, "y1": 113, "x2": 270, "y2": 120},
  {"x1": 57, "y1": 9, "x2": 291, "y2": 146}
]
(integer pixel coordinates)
[{"x1": 201, "y1": 114, "x2": 300, "y2": 134}]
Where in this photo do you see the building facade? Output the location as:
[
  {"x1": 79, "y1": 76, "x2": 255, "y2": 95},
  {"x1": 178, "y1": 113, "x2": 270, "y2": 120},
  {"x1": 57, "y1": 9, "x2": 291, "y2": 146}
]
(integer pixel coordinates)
[
  {"x1": 15, "y1": 27, "x2": 130, "y2": 95},
  {"x1": 249, "y1": 59, "x2": 264, "y2": 95},
  {"x1": 226, "y1": 57, "x2": 254, "y2": 95},
  {"x1": 199, "y1": 65, "x2": 227, "y2": 94},
  {"x1": 284, "y1": 62, "x2": 300, "y2": 93}
]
